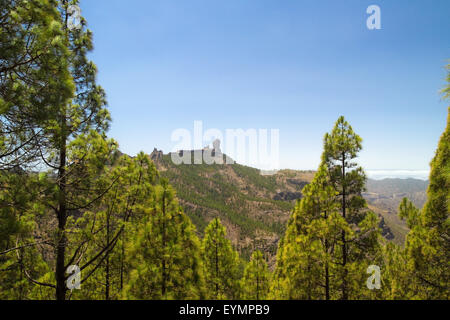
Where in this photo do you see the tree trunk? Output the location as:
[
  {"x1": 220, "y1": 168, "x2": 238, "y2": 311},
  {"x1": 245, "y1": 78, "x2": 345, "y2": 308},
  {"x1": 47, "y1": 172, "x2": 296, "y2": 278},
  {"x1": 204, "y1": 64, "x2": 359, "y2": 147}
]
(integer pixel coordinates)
[
  {"x1": 256, "y1": 259, "x2": 260, "y2": 300},
  {"x1": 325, "y1": 238, "x2": 330, "y2": 300},
  {"x1": 215, "y1": 220, "x2": 219, "y2": 299},
  {"x1": 324, "y1": 209, "x2": 330, "y2": 301},
  {"x1": 56, "y1": 1, "x2": 69, "y2": 302},
  {"x1": 120, "y1": 232, "x2": 124, "y2": 291},
  {"x1": 105, "y1": 212, "x2": 110, "y2": 300},
  {"x1": 341, "y1": 154, "x2": 348, "y2": 300},
  {"x1": 56, "y1": 134, "x2": 67, "y2": 301},
  {"x1": 161, "y1": 190, "x2": 167, "y2": 298}
]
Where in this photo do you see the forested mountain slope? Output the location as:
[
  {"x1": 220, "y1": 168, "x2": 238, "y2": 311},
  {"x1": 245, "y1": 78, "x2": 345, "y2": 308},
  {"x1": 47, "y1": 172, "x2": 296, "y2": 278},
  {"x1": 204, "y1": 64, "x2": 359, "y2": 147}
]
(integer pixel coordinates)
[
  {"x1": 150, "y1": 150, "x2": 426, "y2": 263},
  {"x1": 152, "y1": 152, "x2": 312, "y2": 264}
]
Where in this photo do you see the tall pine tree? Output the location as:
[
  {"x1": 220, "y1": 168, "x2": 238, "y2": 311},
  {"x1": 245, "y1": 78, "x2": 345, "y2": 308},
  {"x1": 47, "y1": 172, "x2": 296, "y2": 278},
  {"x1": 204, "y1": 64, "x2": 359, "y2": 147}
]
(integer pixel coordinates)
[
  {"x1": 398, "y1": 65, "x2": 449, "y2": 299},
  {"x1": 0, "y1": 0, "x2": 73, "y2": 300},
  {"x1": 271, "y1": 163, "x2": 344, "y2": 300},
  {"x1": 0, "y1": 0, "x2": 73, "y2": 169},
  {"x1": 272, "y1": 117, "x2": 381, "y2": 300},
  {"x1": 4, "y1": 0, "x2": 120, "y2": 300},
  {"x1": 124, "y1": 178, "x2": 205, "y2": 300},
  {"x1": 241, "y1": 250, "x2": 271, "y2": 300},
  {"x1": 68, "y1": 152, "x2": 158, "y2": 300},
  {"x1": 322, "y1": 116, "x2": 381, "y2": 299},
  {"x1": 201, "y1": 218, "x2": 241, "y2": 300}
]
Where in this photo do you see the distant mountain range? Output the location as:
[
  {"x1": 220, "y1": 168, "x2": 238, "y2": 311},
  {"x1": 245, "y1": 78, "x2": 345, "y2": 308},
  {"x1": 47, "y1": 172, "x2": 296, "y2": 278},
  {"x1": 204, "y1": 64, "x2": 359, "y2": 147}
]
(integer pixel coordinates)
[
  {"x1": 365, "y1": 178, "x2": 428, "y2": 210},
  {"x1": 366, "y1": 170, "x2": 429, "y2": 180},
  {"x1": 149, "y1": 149, "x2": 428, "y2": 266}
]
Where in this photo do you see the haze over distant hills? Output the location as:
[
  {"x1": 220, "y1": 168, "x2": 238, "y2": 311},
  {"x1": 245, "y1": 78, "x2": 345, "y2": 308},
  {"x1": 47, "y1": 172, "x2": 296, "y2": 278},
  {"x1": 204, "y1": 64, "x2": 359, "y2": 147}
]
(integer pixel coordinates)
[
  {"x1": 364, "y1": 178, "x2": 428, "y2": 244},
  {"x1": 366, "y1": 170, "x2": 430, "y2": 181}
]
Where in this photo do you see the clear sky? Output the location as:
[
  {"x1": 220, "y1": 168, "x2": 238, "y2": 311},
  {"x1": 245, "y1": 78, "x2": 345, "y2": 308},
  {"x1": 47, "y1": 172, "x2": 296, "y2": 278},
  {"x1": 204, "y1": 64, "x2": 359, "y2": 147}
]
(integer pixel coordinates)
[{"x1": 80, "y1": 0, "x2": 449, "y2": 177}]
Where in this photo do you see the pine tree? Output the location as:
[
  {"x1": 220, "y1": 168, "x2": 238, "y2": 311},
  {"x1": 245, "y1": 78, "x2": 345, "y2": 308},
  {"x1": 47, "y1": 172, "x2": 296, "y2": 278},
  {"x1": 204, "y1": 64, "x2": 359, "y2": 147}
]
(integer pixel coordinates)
[
  {"x1": 0, "y1": 173, "x2": 27, "y2": 298},
  {"x1": 0, "y1": 0, "x2": 73, "y2": 299},
  {"x1": 46, "y1": 0, "x2": 116, "y2": 300},
  {"x1": 378, "y1": 199, "x2": 421, "y2": 300},
  {"x1": 322, "y1": 116, "x2": 381, "y2": 299},
  {"x1": 201, "y1": 218, "x2": 241, "y2": 300},
  {"x1": 397, "y1": 66, "x2": 450, "y2": 299},
  {"x1": 68, "y1": 152, "x2": 159, "y2": 300},
  {"x1": 0, "y1": 0, "x2": 73, "y2": 169},
  {"x1": 241, "y1": 250, "x2": 271, "y2": 300},
  {"x1": 1, "y1": 0, "x2": 121, "y2": 300},
  {"x1": 0, "y1": 171, "x2": 52, "y2": 299},
  {"x1": 380, "y1": 242, "x2": 410, "y2": 300},
  {"x1": 272, "y1": 118, "x2": 381, "y2": 300},
  {"x1": 271, "y1": 163, "x2": 343, "y2": 300},
  {"x1": 124, "y1": 178, "x2": 205, "y2": 300},
  {"x1": 418, "y1": 66, "x2": 449, "y2": 296}
]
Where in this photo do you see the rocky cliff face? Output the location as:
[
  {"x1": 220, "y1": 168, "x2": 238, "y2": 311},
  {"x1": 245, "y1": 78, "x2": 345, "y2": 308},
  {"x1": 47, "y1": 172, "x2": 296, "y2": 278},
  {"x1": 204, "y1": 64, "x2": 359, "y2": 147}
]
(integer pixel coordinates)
[
  {"x1": 273, "y1": 191, "x2": 303, "y2": 201},
  {"x1": 150, "y1": 148, "x2": 163, "y2": 162}
]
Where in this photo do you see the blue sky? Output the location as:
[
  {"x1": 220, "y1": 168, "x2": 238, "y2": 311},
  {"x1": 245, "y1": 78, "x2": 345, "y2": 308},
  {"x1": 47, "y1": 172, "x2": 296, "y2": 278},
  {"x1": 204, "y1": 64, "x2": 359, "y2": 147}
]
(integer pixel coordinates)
[{"x1": 80, "y1": 0, "x2": 449, "y2": 176}]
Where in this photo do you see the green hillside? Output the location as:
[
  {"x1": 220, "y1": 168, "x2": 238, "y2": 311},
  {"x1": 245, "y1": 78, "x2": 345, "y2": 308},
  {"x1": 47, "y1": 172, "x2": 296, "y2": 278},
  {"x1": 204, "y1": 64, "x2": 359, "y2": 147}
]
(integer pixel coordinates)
[
  {"x1": 151, "y1": 151, "x2": 418, "y2": 262},
  {"x1": 155, "y1": 153, "x2": 306, "y2": 263}
]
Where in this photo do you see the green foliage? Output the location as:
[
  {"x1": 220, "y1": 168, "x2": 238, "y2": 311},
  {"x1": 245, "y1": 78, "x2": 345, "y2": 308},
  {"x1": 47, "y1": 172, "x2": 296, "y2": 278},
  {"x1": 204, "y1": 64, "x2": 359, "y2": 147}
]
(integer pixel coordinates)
[
  {"x1": 380, "y1": 239, "x2": 412, "y2": 299},
  {"x1": 0, "y1": 0, "x2": 118, "y2": 300},
  {"x1": 272, "y1": 164, "x2": 343, "y2": 300},
  {"x1": 241, "y1": 250, "x2": 271, "y2": 300},
  {"x1": 0, "y1": 0, "x2": 74, "y2": 169},
  {"x1": 272, "y1": 118, "x2": 381, "y2": 300},
  {"x1": 67, "y1": 153, "x2": 158, "y2": 300},
  {"x1": 201, "y1": 218, "x2": 241, "y2": 300},
  {"x1": 423, "y1": 106, "x2": 449, "y2": 231},
  {"x1": 231, "y1": 165, "x2": 278, "y2": 193},
  {"x1": 0, "y1": 1, "x2": 448, "y2": 301},
  {"x1": 159, "y1": 155, "x2": 293, "y2": 259},
  {"x1": 382, "y1": 67, "x2": 450, "y2": 300},
  {"x1": 124, "y1": 178, "x2": 205, "y2": 300},
  {"x1": 396, "y1": 111, "x2": 449, "y2": 299},
  {"x1": 0, "y1": 0, "x2": 73, "y2": 298},
  {"x1": 321, "y1": 116, "x2": 381, "y2": 299},
  {"x1": 442, "y1": 64, "x2": 450, "y2": 100}
]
